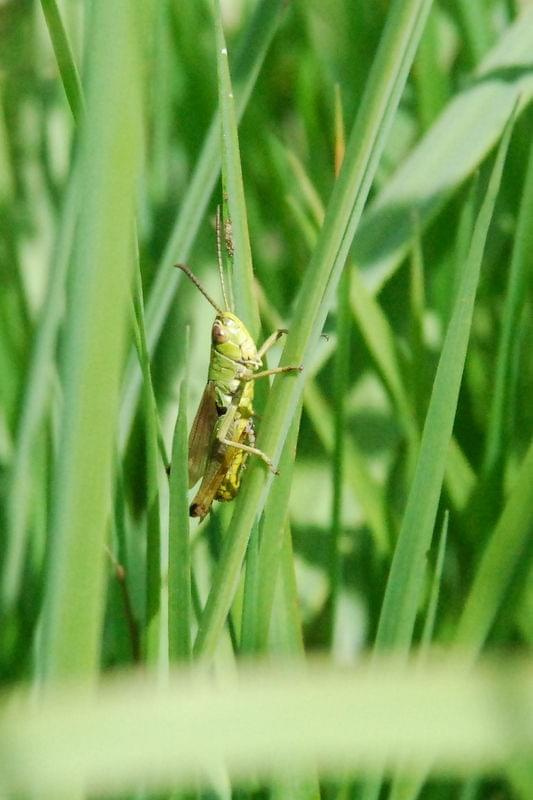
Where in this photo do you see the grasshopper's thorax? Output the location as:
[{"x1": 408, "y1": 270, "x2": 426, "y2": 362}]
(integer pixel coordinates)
[{"x1": 208, "y1": 312, "x2": 260, "y2": 408}]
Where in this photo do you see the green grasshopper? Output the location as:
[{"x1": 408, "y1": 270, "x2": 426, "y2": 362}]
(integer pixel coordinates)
[{"x1": 177, "y1": 221, "x2": 302, "y2": 520}]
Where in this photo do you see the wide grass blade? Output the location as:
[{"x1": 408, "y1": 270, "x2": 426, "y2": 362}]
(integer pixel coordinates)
[
  {"x1": 39, "y1": 0, "x2": 143, "y2": 680},
  {"x1": 194, "y1": 0, "x2": 435, "y2": 660},
  {"x1": 1, "y1": 655, "x2": 532, "y2": 796}
]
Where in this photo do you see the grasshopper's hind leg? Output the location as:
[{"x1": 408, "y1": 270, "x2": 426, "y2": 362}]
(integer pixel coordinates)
[
  {"x1": 248, "y1": 364, "x2": 303, "y2": 381},
  {"x1": 217, "y1": 435, "x2": 280, "y2": 475}
]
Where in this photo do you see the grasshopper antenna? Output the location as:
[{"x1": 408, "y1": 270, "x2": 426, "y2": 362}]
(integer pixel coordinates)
[
  {"x1": 215, "y1": 205, "x2": 232, "y2": 311},
  {"x1": 175, "y1": 263, "x2": 223, "y2": 315}
]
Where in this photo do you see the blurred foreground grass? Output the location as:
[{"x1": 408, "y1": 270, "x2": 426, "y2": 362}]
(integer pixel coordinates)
[{"x1": 0, "y1": 1, "x2": 532, "y2": 798}]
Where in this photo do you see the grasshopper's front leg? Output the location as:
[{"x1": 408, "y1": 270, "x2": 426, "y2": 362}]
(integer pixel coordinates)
[{"x1": 257, "y1": 328, "x2": 288, "y2": 359}]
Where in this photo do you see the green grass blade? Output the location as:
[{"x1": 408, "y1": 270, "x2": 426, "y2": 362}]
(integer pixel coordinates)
[
  {"x1": 40, "y1": 0, "x2": 84, "y2": 121},
  {"x1": 2, "y1": 655, "x2": 533, "y2": 795},
  {"x1": 252, "y1": 407, "x2": 303, "y2": 652},
  {"x1": 168, "y1": 348, "x2": 192, "y2": 663},
  {"x1": 268, "y1": 523, "x2": 306, "y2": 658},
  {"x1": 420, "y1": 510, "x2": 448, "y2": 651},
  {"x1": 354, "y1": 8, "x2": 533, "y2": 292},
  {"x1": 258, "y1": 254, "x2": 389, "y2": 554},
  {"x1": 119, "y1": 0, "x2": 287, "y2": 448},
  {"x1": 2, "y1": 167, "x2": 78, "y2": 609},
  {"x1": 483, "y1": 136, "x2": 533, "y2": 474},
  {"x1": 374, "y1": 110, "x2": 514, "y2": 654},
  {"x1": 193, "y1": 0, "x2": 435, "y2": 660},
  {"x1": 39, "y1": 0, "x2": 143, "y2": 680},
  {"x1": 213, "y1": 0, "x2": 259, "y2": 335},
  {"x1": 386, "y1": 511, "x2": 449, "y2": 800},
  {"x1": 303, "y1": 380, "x2": 389, "y2": 554},
  {"x1": 455, "y1": 437, "x2": 533, "y2": 654},
  {"x1": 328, "y1": 266, "x2": 351, "y2": 640}
]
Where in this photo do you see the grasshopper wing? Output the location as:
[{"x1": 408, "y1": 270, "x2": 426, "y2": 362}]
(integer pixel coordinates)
[{"x1": 188, "y1": 381, "x2": 218, "y2": 488}]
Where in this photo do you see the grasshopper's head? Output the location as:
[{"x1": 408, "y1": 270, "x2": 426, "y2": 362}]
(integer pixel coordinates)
[
  {"x1": 212, "y1": 311, "x2": 260, "y2": 368},
  {"x1": 175, "y1": 264, "x2": 261, "y2": 367}
]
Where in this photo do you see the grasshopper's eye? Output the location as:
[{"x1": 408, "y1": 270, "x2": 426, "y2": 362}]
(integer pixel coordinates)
[{"x1": 212, "y1": 320, "x2": 228, "y2": 344}]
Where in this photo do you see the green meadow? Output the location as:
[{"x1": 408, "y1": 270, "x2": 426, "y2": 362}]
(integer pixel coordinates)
[{"x1": 0, "y1": 1, "x2": 532, "y2": 798}]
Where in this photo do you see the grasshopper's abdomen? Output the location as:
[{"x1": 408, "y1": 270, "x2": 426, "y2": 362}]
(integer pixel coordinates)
[{"x1": 216, "y1": 381, "x2": 254, "y2": 501}]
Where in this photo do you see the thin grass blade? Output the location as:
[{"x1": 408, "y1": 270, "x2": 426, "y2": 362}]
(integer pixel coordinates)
[
  {"x1": 373, "y1": 111, "x2": 514, "y2": 654},
  {"x1": 168, "y1": 344, "x2": 192, "y2": 663},
  {"x1": 119, "y1": 0, "x2": 287, "y2": 447}
]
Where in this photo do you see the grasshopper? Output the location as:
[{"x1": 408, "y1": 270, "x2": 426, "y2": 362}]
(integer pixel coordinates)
[{"x1": 177, "y1": 218, "x2": 302, "y2": 520}]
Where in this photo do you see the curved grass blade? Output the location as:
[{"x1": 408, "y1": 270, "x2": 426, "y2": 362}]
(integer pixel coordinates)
[{"x1": 354, "y1": 7, "x2": 533, "y2": 293}]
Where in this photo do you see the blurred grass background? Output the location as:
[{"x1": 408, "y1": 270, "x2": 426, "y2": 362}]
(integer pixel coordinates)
[{"x1": 0, "y1": 0, "x2": 532, "y2": 798}]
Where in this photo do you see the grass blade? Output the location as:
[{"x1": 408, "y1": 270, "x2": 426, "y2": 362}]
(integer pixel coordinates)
[
  {"x1": 483, "y1": 135, "x2": 533, "y2": 474},
  {"x1": 374, "y1": 109, "x2": 515, "y2": 653},
  {"x1": 39, "y1": 0, "x2": 143, "y2": 680},
  {"x1": 214, "y1": 0, "x2": 259, "y2": 335},
  {"x1": 455, "y1": 437, "x2": 533, "y2": 654},
  {"x1": 168, "y1": 344, "x2": 192, "y2": 663},
  {"x1": 354, "y1": 7, "x2": 533, "y2": 292},
  {"x1": 2, "y1": 655, "x2": 533, "y2": 795},
  {"x1": 40, "y1": 0, "x2": 84, "y2": 121}
]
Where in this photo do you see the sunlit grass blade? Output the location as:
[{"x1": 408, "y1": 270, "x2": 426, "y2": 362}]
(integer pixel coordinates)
[
  {"x1": 119, "y1": 0, "x2": 287, "y2": 447},
  {"x1": 39, "y1": 0, "x2": 143, "y2": 681},
  {"x1": 354, "y1": 8, "x2": 533, "y2": 292},
  {"x1": 2, "y1": 655, "x2": 533, "y2": 796},
  {"x1": 193, "y1": 0, "x2": 435, "y2": 660},
  {"x1": 168, "y1": 346, "x2": 191, "y2": 663}
]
